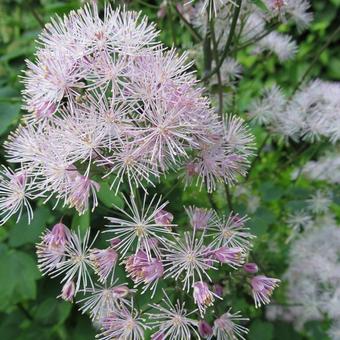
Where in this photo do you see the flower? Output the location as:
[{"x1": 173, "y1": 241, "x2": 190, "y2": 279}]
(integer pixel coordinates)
[
  {"x1": 162, "y1": 231, "x2": 217, "y2": 291},
  {"x1": 59, "y1": 280, "x2": 75, "y2": 302},
  {"x1": 78, "y1": 282, "x2": 132, "y2": 321},
  {"x1": 213, "y1": 309, "x2": 249, "y2": 340},
  {"x1": 243, "y1": 262, "x2": 259, "y2": 273},
  {"x1": 147, "y1": 289, "x2": 199, "y2": 339},
  {"x1": 105, "y1": 194, "x2": 175, "y2": 259},
  {"x1": 154, "y1": 209, "x2": 174, "y2": 226},
  {"x1": 193, "y1": 281, "x2": 215, "y2": 316},
  {"x1": 251, "y1": 275, "x2": 280, "y2": 308},
  {"x1": 198, "y1": 320, "x2": 213, "y2": 338},
  {"x1": 97, "y1": 301, "x2": 148, "y2": 340},
  {"x1": 44, "y1": 228, "x2": 98, "y2": 294},
  {"x1": 185, "y1": 206, "x2": 217, "y2": 230},
  {"x1": 0, "y1": 167, "x2": 35, "y2": 225},
  {"x1": 89, "y1": 246, "x2": 118, "y2": 283},
  {"x1": 209, "y1": 213, "x2": 254, "y2": 251},
  {"x1": 36, "y1": 223, "x2": 71, "y2": 275},
  {"x1": 125, "y1": 250, "x2": 164, "y2": 297},
  {"x1": 213, "y1": 246, "x2": 244, "y2": 268}
]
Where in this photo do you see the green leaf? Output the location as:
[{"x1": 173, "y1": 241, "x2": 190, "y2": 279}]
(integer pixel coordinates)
[
  {"x1": 97, "y1": 181, "x2": 124, "y2": 209},
  {"x1": 250, "y1": 0, "x2": 268, "y2": 11},
  {"x1": 0, "y1": 245, "x2": 40, "y2": 310},
  {"x1": 9, "y1": 206, "x2": 53, "y2": 247},
  {"x1": 34, "y1": 297, "x2": 72, "y2": 325},
  {"x1": 71, "y1": 209, "x2": 90, "y2": 238},
  {"x1": 249, "y1": 320, "x2": 274, "y2": 340},
  {"x1": 0, "y1": 102, "x2": 21, "y2": 135}
]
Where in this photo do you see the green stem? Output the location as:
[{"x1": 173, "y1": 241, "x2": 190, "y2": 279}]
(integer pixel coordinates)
[
  {"x1": 200, "y1": 0, "x2": 242, "y2": 82},
  {"x1": 293, "y1": 24, "x2": 340, "y2": 93}
]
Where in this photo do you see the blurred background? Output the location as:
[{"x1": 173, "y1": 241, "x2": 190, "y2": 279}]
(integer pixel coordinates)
[{"x1": 0, "y1": 0, "x2": 340, "y2": 339}]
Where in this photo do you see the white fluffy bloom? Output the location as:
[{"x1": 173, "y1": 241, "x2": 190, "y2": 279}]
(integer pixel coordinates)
[{"x1": 274, "y1": 222, "x2": 340, "y2": 330}]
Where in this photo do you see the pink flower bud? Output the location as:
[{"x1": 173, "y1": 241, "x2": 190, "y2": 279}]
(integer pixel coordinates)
[
  {"x1": 193, "y1": 281, "x2": 215, "y2": 315},
  {"x1": 214, "y1": 246, "x2": 244, "y2": 267},
  {"x1": 112, "y1": 285, "x2": 130, "y2": 298},
  {"x1": 243, "y1": 262, "x2": 259, "y2": 273},
  {"x1": 44, "y1": 223, "x2": 71, "y2": 250},
  {"x1": 90, "y1": 247, "x2": 118, "y2": 283},
  {"x1": 198, "y1": 320, "x2": 213, "y2": 338},
  {"x1": 154, "y1": 209, "x2": 174, "y2": 225},
  {"x1": 60, "y1": 280, "x2": 75, "y2": 302},
  {"x1": 213, "y1": 284, "x2": 224, "y2": 298}
]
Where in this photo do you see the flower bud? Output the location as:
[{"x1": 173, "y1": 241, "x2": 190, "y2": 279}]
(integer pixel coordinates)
[
  {"x1": 60, "y1": 280, "x2": 75, "y2": 302},
  {"x1": 243, "y1": 262, "x2": 258, "y2": 273},
  {"x1": 198, "y1": 320, "x2": 213, "y2": 338}
]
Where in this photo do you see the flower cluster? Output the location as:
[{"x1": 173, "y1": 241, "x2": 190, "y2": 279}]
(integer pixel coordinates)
[
  {"x1": 191, "y1": 0, "x2": 312, "y2": 63},
  {"x1": 267, "y1": 218, "x2": 340, "y2": 335},
  {"x1": 36, "y1": 195, "x2": 280, "y2": 339},
  {"x1": 249, "y1": 80, "x2": 340, "y2": 143},
  {"x1": 0, "y1": 3, "x2": 255, "y2": 226}
]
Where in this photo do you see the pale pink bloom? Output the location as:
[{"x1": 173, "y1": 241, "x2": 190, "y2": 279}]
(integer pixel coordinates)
[
  {"x1": 97, "y1": 302, "x2": 148, "y2": 340},
  {"x1": 67, "y1": 174, "x2": 100, "y2": 214},
  {"x1": 78, "y1": 282, "x2": 132, "y2": 321},
  {"x1": 89, "y1": 247, "x2": 118, "y2": 283},
  {"x1": 36, "y1": 223, "x2": 71, "y2": 275},
  {"x1": 151, "y1": 331, "x2": 165, "y2": 340},
  {"x1": 59, "y1": 280, "x2": 75, "y2": 302},
  {"x1": 193, "y1": 281, "x2": 215, "y2": 316},
  {"x1": 147, "y1": 289, "x2": 200, "y2": 339},
  {"x1": 154, "y1": 209, "x2": 174, "y2": 226},
  {"x1": 209, "y1": 213, "x2": 254, "y2": 251},
  {"x1": 0, "y1": 167, "x2": 35, "y2": 225},
  {"x1": 185, "y1": 206, "x2": 217, "y2": 230},
  {"x1": 162, "y1": 232, "x2": 218, "y2": 291},
  {"x1": 198, "y1": 320, "x2": 213, "y2": 338},
  {"x1": 125, "y1": 250, "x2": 164, "y2": 297},
  {"x1": 105, "y1": 195, "x2": 175, "y2": 259},
  {"x1": 47, "y1": 228, "x2": 98, "y2": 294},
  {"x1": 213, "y1": 246, "x2": 244, "y2": 268},
  {"x1": 251, "y1": 275, "x2": 280, "y2": 308},
  {"x1": 243, "y1": 262, "x2": 259, "y2": 273},
  {"x1": 213, "y1": 309, "x2": 249, "y2": 340}
]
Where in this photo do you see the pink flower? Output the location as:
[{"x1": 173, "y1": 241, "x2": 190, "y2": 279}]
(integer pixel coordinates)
[
  {"x1": 213, "y1": 284, "x2": 224, "y2": 298},
  {"x1": 125, "y1": 250, "x2": 164, "y2": 296},
  {"x1": 198, "y1": 320, "x2": 213, "y2": 338},
  {"x1": 243, "y1": 262, "x2": 259, "y2": 273},
  {"x1": 154, "y1": 209, "x2": 174, "y2": 226},
  {"x1": 89, "y1": 247, "x2": 118, "y2": 283},
  {"x1": 186, "y1": 206, "x2": 216, "y2": 230},
  {"x1": 213, "y1": 246, "x2": 244, "y2": 267},
  {"x1": 193, "y1": 281, "x2": 215, "y2": 316},
  {"x1": 59, "y1": 280, "x2": 75, "y2": 302},
  {"x1": 251, "y1": 275, "x2": 280, "y2": 308},
  {"x1": 68, "y1": 175, "x2": 100, "y2": 214},
  {"x1": 43, "y1": 223, "x2": 71, "y2": 250}
]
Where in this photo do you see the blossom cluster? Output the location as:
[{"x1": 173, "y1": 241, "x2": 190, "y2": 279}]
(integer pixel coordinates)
[
  {"x1": 0, "y1": 3, "x2": 255, "y2": 226},
  {"x1": 249, "y1": 80, "x2": 340, "y2": 142},
  {"x1": 267, "y1": 217, "x2": 340, "y2": 338},
  {"x1": 36, "y1": 197, "x2": 280, "y2": 339},
  {"x1": 190, "y1": 0, "x2": 312, "y2": 62}
]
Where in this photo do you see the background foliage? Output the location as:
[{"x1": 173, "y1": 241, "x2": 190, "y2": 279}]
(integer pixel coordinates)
[{"x1": 0, "y1": 0, "x2": 339, "y2": 339}]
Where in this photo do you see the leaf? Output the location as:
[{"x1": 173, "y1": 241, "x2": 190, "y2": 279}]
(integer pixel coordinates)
[
  {"x1": 34, "y1": 297, "x2": 72, "y2": 325},
  {"x1": 250, "y1": 207, "x2": 276, "y2": 236},
  {"x1": 71, "y1": 209, "x2": 90, "y2": 238},
  {"x1": 97, "y1": 181, "x2": 124, "y2": 209},
  {"x1": 0, "y1": 245, "x2": 40, "y2": 310},
  {"x1": 249, "y1": 320, "x2": 274, "y2": 340},
  {"x1": 0, "y1": 102, "x2": 21, "y2": 135},
  {"x1": 9, "y1": 206, "x2": 53, "y2": 247},
  {"x1": 250, "y1": 0, "x2": 268, "y2": 11}
]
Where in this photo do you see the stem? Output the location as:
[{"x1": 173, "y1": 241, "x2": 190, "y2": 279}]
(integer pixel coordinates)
[
  {"x1": 207, "y1": 192, "x2": 218, "y2": 211},
  {"x1": 17, "y1": 303, "x2": 33, "y2": 321},
  {"x1": 200, "y1": 0, "x2": 242, "y2": 82},
  {"x1": 293, "y1": 24, "x2": 340, "y2": 93},
  {"x1": 244, "y1": 133, "x2": 270, "y2": 181},
  {"x1": 210, "y1": 16, "x2": 224, "y2": 116},
  {"x1": 32, "y1": 9, "x2": 44, "y2": 28},
  {"x1": 174, "y1": 3, "x2": 202, "y2": 42}
]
